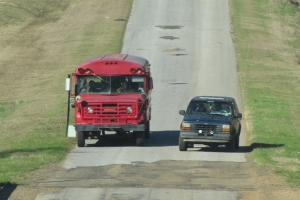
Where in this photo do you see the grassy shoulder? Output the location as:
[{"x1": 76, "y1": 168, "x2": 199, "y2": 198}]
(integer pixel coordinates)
[
  {"x1": 0, "y1": 0, "x2": 133, "y2": 184},
  {"x1": 231, "y1": 0, "x2": 300, "y2": 186}
]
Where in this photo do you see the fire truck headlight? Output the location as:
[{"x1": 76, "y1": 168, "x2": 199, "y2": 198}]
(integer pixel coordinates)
[
  {"x1": 126, "y1": 106, "x2": 133, "y2": 113},
  {"x1": 75, "y1": 95, "x2": 82, "y2": 103},
  {"x1": 87, "y1": 107, "x2": 93, "y2": 113}
]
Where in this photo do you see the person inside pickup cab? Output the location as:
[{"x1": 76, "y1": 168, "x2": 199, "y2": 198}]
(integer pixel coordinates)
[
  {"x1": 193, "y1": 102, "x2": 207, "y2": 113},
  {"x1": 214, "y1": 103, "x2": 227, "y2": 113}
]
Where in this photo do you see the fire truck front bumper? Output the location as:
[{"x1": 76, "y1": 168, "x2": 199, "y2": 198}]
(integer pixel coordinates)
[{"x1": 75, "y1": 124, "x2": 145, "y2": 132}]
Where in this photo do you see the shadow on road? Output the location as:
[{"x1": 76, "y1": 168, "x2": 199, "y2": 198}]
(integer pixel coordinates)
[
  {"x1": 86, "y1": 130, "x2": 180, "y2": 147},
  {"x1": 146, "y1": 130, "x2": 180, "y2": 147},
  {"x1": 86, "y1": 131, "x2": 284, "y2": 153},
  {"x1": 193, "y1": 143, "x2": 284, "y2": 153},
  {"x1": 0, "y1": 183, "x2": 17, "y2": 200}
]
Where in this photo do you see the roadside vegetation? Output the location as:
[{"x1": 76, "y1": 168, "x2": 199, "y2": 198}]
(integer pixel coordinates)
[
  {"x1": 0, "y1": 0, "x2": 133, "y2": 184},
  {"x1": 231, "y1": 0, "x2": 300, "y2": 186}
]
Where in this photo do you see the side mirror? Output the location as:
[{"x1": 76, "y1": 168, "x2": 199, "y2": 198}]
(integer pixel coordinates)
[
  {"x1": 179, "y1": 110, "x2": 186, "y2": 115},
  {"x1": 65, "y1": 78, "x2": 70, "y2": 91},
  {"x1": 235, "y1": 112, "x2": 242, "y2": 118}
]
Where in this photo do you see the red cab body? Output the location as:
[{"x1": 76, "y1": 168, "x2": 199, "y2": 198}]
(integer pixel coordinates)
[{"x1": 68, "y1": 54, "x2": 153, "y2": 147}]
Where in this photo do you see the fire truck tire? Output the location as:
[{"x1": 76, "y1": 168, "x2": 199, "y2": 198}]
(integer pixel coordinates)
[
  {"x1": 145, "y1": 121, "x2": 150, "y2": 139},
  {"x1": 77, "y1": 131, "x2": 85, "y2": 147},
  {"x1": 136, "y1": 131, "x2": 145, "y2": 146}
]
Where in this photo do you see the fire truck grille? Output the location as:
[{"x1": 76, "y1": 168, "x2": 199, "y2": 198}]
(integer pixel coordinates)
[{"x1": 83, "y1": 103, "x2": 136, "y2": 118}]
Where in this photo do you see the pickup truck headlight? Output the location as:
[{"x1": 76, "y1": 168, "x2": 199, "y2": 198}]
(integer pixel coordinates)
[
  {"x1": 222, "y1": 124, "x2": 231, "y2": 132},
  {"x1": 180, "y1": 122, "x2": 191, "y2": 130}
]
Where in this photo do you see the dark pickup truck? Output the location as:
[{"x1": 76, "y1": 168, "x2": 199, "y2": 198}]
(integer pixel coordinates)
[{"x1": 179, "y1": 96, "x2": 242, "y2": 151}]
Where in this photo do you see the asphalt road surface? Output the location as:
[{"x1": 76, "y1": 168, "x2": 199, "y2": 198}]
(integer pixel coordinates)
[{"x1": 36, "y1": 0, "x2": 247, "y2": 199}]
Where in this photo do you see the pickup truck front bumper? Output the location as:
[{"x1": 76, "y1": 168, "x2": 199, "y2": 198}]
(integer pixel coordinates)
[{"x1": 180, "y1": 131, "x2": 232, "y2": 144}]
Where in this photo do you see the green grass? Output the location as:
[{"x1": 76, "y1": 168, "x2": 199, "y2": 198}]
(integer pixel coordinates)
[
  {"x1": 0, "y1": 0, "x2": 133, "y2": 184},
  {"x1": 231, "y1": 0, "x2": 300, "y2": 186}
]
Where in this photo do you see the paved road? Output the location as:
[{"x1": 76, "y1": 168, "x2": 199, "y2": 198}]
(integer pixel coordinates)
[
  {"x1": 36, "y1": 188, "x2": 239, "y2": 200},
  {"x1": 36, "y1": 0, "x2": 245, "y2": 199}
]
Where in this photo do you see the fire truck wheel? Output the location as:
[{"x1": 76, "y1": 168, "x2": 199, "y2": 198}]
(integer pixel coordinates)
[
  {"x1": 136, "y1": 131, "x2": 145, "y2": 146},
  {"x1": 77, "y1": 131, "x2": 85, "y2": 147},
  {"x1": 145, "y1": 121, "x2": 150, "y2": 139}
]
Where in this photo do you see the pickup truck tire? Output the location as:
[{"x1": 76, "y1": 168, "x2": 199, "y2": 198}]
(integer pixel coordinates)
[
  {"x1": 235, "y1": 125, "x2": 241, "y2": 150},
  {"x1": 226, "y1": 136, "x2": 236, "y2": 152},
  {"x1": 136, "y1": 131, "x2": 145, "y2": 146},
  {"x1": 179, "y1": 134, "x2": 187, "y2": 151},
  {"x1": 235, "y1": 135, "x2": 240, "y2": 150},
  {"x1": 77, "y1": 131, "x2": 85, "y2": 147}
]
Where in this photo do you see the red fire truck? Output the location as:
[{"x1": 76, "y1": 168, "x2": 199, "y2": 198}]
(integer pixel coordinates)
[{"x1": 65, "y1": 54, "x2": 153, "y2": 147}]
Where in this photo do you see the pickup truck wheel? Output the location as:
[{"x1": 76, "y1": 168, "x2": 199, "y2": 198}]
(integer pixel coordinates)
[
  {"x1": 145, "y1": 121, "x2": 150, "y2": 139},
  {"x1": 136, "y1": 131, "x2": 145, "y2": 146},
  {"x1": 226, "y1": 137, "x2": 236, "y2": 152},
  {"x1": 77, "y1": 131, "x2": 85, "y2": 147},
  {"x1": 179, "y1": 134, "x2": 187, "y2": 151},
  {"x1": 235, "y1": 135, "x2": 240, "y2": 149}
]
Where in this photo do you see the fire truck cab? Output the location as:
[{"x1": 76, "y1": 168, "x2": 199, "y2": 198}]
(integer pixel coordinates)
[{"x1": 66, "y1": 54, "x2": 153, "y2": 147}]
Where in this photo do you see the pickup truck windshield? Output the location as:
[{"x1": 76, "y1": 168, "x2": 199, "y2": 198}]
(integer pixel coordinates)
[
  {"x1": 77, "y1": 75, "x2": 145, "y2": 94},
  {"x1": 187, "y1": 101, "x2": 232, "y2": 117}
]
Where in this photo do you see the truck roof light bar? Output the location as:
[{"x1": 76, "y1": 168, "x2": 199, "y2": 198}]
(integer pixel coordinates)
[
  {"x1": 78, "y1": 68, "x2": 93, "y2": 74},
  {"x1": 85, "y1": 68, "x2": 92, "y2": 74},
  {"x1": 130, "y1": 68, "x2": 144, "y2": 74},
  {"x1": 130, "y1": 68, "x2": 136, "y2": 74},
  {"x1": 78, "y1": 68, "x2": 85, "y2": 74}
]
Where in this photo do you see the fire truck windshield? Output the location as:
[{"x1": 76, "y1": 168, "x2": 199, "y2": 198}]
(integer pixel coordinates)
[{"x1": 77, "y1": 75, "x2": 145, "y2": 94}]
